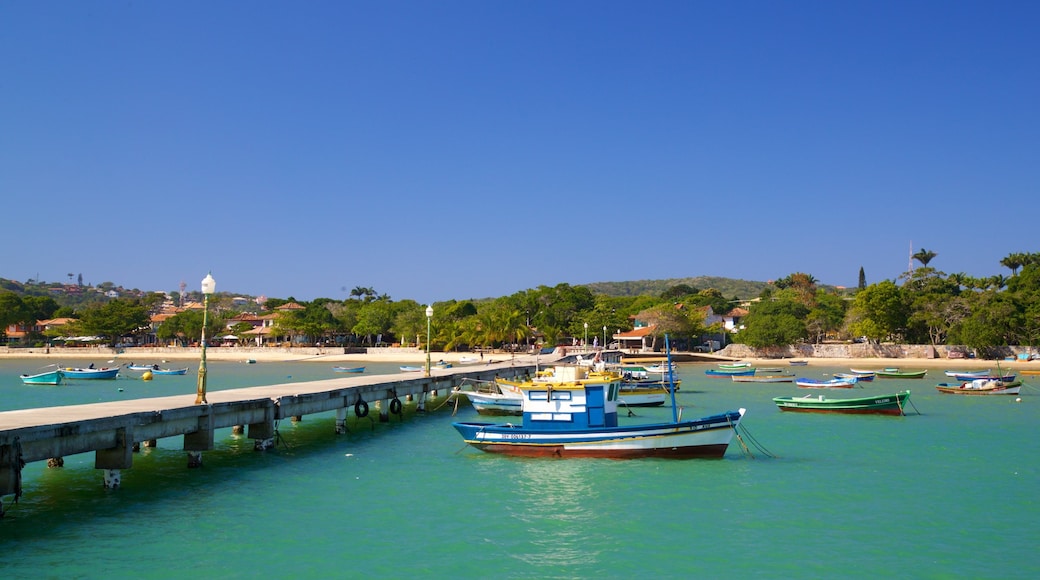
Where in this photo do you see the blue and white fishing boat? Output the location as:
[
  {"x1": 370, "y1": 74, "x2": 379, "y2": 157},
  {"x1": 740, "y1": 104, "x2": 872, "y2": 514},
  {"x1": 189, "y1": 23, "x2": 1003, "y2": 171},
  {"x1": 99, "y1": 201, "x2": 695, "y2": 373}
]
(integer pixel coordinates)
[
  {"x1": 452, "y1": 336, "x2": 747, "y2": 459},
  {"x1": 151, "y1": 367, "x2": 189, "y2": 375},
  {"x1": 835, "y1": 372, "x2": 874, "y2": 382},
  {"x1": 705, "y1": 368, "x2": 756, "y2": 377},
  {"x1": 62, "y1": 366, "x2": 120, "y2": 379},
  {"x1": 20, "y1": 368, "x2": 64, "y2": 385},
  {"x1": 796, "y1": 377, "x2": 858, "y2": 388},
  {"x1": 944, "y1": 369, "x2": 990, "y2": 378},
  {"x1": 333, "y1": 366, "x2": 366, "y2": 373},
  {"x1": 948, "y1": 372, "x2": 1015, "y2": 382},
  {"x1": 399, "y1": 366, "x2": 424, "y2": 373}
]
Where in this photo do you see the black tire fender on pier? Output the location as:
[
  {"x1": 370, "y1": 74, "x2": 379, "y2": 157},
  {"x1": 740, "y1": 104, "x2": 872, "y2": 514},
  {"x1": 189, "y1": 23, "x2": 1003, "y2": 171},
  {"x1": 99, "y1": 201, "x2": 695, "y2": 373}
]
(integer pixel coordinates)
[
  {"x1": 354, "y1": 399, "x2": 369, "y2": 418},
  {"x1": 389, "y1": 397, "x2": 403, "y2": 415}
]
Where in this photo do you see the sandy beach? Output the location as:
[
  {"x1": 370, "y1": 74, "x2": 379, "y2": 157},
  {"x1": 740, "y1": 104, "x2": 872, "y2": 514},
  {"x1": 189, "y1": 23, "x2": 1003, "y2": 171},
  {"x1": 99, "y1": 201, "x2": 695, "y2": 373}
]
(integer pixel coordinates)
[{"x1": 2, "y1": 346, "x2": 1037, "y2": 372}]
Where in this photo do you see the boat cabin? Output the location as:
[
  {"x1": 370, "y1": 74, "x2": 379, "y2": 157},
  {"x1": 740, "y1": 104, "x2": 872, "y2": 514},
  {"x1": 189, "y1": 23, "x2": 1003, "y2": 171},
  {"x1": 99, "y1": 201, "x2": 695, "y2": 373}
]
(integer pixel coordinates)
[{"x1": 517, "y1": 366, "x2": 621, "y2": 430}]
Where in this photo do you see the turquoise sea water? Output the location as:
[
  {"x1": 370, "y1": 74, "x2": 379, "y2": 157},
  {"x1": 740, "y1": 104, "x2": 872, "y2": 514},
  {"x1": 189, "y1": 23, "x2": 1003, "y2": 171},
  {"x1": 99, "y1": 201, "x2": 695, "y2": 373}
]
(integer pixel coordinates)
[{"x1": 1, "y1": 359, "x2": 1038, "y2": 579}]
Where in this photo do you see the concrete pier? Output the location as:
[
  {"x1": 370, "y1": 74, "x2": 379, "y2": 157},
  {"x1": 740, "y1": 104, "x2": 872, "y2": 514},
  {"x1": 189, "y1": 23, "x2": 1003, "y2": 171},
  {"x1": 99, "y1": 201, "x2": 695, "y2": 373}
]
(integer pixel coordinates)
[{"x1": 0, "y1": 362, "x2": 534, "y2": 516}]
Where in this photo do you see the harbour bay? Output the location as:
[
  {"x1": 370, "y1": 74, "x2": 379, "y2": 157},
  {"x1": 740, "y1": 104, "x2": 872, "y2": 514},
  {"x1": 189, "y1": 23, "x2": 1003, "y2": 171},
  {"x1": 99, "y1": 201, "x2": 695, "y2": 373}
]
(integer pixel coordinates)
[{"x1": 1, "y1": 359, "x2": 1037, "y2": 578}]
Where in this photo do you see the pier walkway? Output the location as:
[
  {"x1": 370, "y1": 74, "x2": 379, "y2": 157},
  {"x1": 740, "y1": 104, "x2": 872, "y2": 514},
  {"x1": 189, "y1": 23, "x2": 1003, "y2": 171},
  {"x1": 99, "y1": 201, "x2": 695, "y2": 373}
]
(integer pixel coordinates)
[{"x1": 0, "y1": 361, "x2": 536, "y2": 517}]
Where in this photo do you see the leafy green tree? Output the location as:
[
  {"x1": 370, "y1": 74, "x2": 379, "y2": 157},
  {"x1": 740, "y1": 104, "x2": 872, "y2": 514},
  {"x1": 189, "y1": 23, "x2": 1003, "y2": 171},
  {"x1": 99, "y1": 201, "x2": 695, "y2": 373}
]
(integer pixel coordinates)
[
  {"x1": 156, "y1": 308, "x2": 224, "y2": 345},
  {"x1": 391, "y1": 300, "x2": 427, "y2": 347},
  {"x1": 634, "y1": 303, "x2": 707, "y2": 350},
  {"x1": 846, "y1": 280, "x2": 908, "y2": 343},
  {"x1": 77, "y1": 298, "x2": 152, "y2": 346},
  {"x1": 805, "y1": 292, "x2": 847, "y2": 344},
  {"x1": 736, "y1": 299, "x2": 810, "y2": 348},
  {"x1": 352, "y1": 299, "x2": 396, "y2": 344},
  {"x1": 0, "y1": 292, "x2": 31, "y2": 339}
]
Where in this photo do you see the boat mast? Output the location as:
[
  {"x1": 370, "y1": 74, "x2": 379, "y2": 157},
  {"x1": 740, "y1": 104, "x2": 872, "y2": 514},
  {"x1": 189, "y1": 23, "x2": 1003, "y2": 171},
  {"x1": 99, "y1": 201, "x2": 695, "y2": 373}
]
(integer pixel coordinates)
[{"x1": 665, "y1": 334, "x2": 678, "y2": 423}]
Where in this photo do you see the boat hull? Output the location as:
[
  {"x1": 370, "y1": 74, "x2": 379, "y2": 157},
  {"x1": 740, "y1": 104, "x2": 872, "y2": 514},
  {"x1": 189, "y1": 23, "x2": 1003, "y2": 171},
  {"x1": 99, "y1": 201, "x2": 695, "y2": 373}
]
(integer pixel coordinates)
[
  {"x1": 796, "y1": 378, "x2": 857, "y2": 388},
  {"x1": 151, "y1": 368, "x2": 188, "y2": 375},
  {"x1": 452, "y1": 410, "x2": 744, "y2": 459},
  {"x1": 731, "y1": 375, "x2": 794, "y2": 383},
  {"x1": 874, "y1": 370, "x2": 927, "y2": 379},
  {"x1": 62, "y1": 367, "x2": 120, "y2": 379},
  {"x1": 463, "y1": 391, "x2": 523, "y2": 415},
  {"x1": 705, "y1": 369, "x2": 755, "y2": 377},
  {"x1": 20, "y1": 370, "x2": 64, "y2": 385},
  {"x1": 773, "y1": 392, "x2": 910, "y2": 416},
  {"x1": 333, "y1": 366, "x2": 365, "y2": 373},
  {"x1": 935, "y1": 381, "x2": 1022, "y2": 395}
]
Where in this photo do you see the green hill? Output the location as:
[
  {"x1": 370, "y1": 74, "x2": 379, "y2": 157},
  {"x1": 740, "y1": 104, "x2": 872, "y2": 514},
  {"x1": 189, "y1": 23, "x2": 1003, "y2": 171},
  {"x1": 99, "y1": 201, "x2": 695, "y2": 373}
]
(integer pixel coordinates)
[{"x1": 581, "y1": 277, "x2": 771, "y2": 299}]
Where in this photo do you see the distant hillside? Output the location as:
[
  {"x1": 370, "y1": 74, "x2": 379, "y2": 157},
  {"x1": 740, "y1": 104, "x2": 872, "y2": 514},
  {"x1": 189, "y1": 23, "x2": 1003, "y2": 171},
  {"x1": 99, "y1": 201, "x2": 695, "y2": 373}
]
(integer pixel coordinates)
[{"x1": 582, "y1": 277, "x2": 771, "y2": 299}]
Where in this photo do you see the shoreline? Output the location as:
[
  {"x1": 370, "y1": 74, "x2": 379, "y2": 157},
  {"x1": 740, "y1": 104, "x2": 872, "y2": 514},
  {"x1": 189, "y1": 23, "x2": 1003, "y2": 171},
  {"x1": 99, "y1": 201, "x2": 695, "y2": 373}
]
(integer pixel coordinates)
[{"x1": 1, "y1": 347, "x2": 1037, "y2": 370}]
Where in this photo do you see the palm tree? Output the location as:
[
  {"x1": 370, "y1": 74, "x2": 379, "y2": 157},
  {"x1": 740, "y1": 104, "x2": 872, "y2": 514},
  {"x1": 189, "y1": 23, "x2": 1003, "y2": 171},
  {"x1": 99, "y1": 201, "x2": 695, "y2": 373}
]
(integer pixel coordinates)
[
  {"x1": 912, "y1": 248, "x2": 937, "y2": 268},
  {"x1": 1000, "y1": 253, "x2": 1026, "y2": 276}
]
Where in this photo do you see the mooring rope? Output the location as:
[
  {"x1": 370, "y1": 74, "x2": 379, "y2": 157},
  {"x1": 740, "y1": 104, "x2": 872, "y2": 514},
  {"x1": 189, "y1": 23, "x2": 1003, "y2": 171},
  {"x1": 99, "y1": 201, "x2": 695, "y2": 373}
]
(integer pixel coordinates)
[{"x1": 737, "y1": 424, "x2": 778, "y2": 458}]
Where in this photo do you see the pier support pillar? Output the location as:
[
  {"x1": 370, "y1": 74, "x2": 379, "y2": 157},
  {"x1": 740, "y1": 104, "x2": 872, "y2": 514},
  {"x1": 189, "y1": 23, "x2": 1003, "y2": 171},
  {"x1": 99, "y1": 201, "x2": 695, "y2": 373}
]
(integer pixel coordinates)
[
  {"x1": 184, "y1": 413, "x2": 214, "y2": 469},
  {"x1": 143, "y1": 439, "x2": 157, "y2": 448},
  {"x1": 232, "y1": 425, "x2": 245, "y2": 435},
  {"x1": 96, "y1": 427, "x2": 133, "y2": 483},
  {"x1": 417, "y1": 389, "x2": 428, "y2": 413},
  {"x1": 248, "y1": 403, "x2": 276, "y2": 451},
  {"x1": 379, "y1": 399, "x2": 390, "y2": 423},
  {"x1": 47, "y1": 457, "x2": 64, "y2": 468},
  {"x1": 335, "y1": 408, "x2": 347, "y2": 434},
  {"x1": 103, "y1": 469, "x2": 121, "y2": 489},
  {"x1": 1, "y1": 441, "x2": 24, "y2": 501}
]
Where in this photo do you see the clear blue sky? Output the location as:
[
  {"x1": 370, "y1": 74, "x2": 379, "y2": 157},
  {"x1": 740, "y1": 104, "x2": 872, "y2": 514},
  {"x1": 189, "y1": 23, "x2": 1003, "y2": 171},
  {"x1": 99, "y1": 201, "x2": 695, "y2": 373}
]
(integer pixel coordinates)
[{"x1": 3, "y1": 1, "x2": 1037, "y2": 304}]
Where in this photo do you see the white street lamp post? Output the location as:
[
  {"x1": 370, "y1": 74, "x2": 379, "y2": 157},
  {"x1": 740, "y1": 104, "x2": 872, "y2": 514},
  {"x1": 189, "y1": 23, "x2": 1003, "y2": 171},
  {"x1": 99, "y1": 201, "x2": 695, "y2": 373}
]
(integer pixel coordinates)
[
  {"x1": 425, "y1": 305, "x2": 434, "y2": 376},
  {"x1": 195, "y1": 273, "x2": 216, "y2": 404},
  {"x1": 583, "y1": 322, "x2": 588, "y2": 351}
]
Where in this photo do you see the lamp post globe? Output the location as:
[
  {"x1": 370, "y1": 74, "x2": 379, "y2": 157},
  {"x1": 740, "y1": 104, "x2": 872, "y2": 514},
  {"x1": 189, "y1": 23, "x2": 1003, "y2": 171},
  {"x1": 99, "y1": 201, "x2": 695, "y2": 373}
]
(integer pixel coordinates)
[
  {"x1": 425, "y1": 305, "x2": 434, "y2": 376},
  {"x1": 195, "y1": 273, "x2": 215, "y2": 404}
]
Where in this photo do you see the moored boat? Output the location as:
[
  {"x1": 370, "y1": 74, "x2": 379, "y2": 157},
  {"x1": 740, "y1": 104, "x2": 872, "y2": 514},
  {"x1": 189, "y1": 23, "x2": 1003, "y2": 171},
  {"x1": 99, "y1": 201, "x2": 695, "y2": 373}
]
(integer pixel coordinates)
[
  {"x1": 935, "y1": 380, "x2": 1022, "y2": 396},
  {"x1": 731, "y1": 374, "x2": 794, "y2": 383},
  {"x1": 944, "y1": 369, "x2": 991, "y2": 378},
  {"x1": 795, "y1": 377, "x2": 858, "y2": 388},
  {"x1": 333, "y1": 366, "x2": 365, "y2": 373},
  {"x1": 452, "y1": 380, "x2": 524, "y2": 415},
  {"x1": 788, "y1": 360, "x2": 809, "y2": 366},
  {"x1": 20, "y1": 369, "x2": 64, "y2": 385},
  {"x1": 948, "y1": 373, "x2": 1015, "y2": 382},
  {"x1": 1020, "y1": 369, "x2": 1040, "y2": 376},
  {"x1": 399, "y1": 366, "x2": 424, "y2": 372},
  {"x1": 705, "y1": 368, "x2": 756, "y2": 377},
  {"x1": 773, "y1": 391, "x2": 911, "y2": 416},
  {"x1": 151, "y1": 367, "x2": 189, "y2": 375},
  {"x1": 618, "y1": 383, "x2": 669, "y2": 407},
  {"x1": 874, "y1": 368, "x2": 927, "y2": 379},
  {"x1": 62, "y1": 366, "x2": 120, "y2": 379},
  {"x1": 835, "y1": 372, "x2": 874, "y2": 382},
  {"x1": 718, "y1": 362, "x2": 752, "y2": 369},
  {"x1": 452, "y1": 336, "x2": 748, "y2": 459}
]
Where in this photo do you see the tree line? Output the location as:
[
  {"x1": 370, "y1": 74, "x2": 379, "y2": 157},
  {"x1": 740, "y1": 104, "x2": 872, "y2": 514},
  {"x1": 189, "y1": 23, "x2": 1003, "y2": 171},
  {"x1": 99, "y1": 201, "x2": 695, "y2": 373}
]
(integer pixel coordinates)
[{"x1": 2, "y1": 251, "x2": 1038, "y2": 354}]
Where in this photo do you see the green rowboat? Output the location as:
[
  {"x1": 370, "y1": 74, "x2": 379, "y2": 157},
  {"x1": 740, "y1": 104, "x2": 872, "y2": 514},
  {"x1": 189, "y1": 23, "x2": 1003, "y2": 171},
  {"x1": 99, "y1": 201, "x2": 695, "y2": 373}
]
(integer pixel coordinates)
[
  {"x1": 773, "y1": 390, "x2": 911, "y2": 416},
  {"x1": 874, "y1": 368, "x2": 928, "y2": 379}
]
